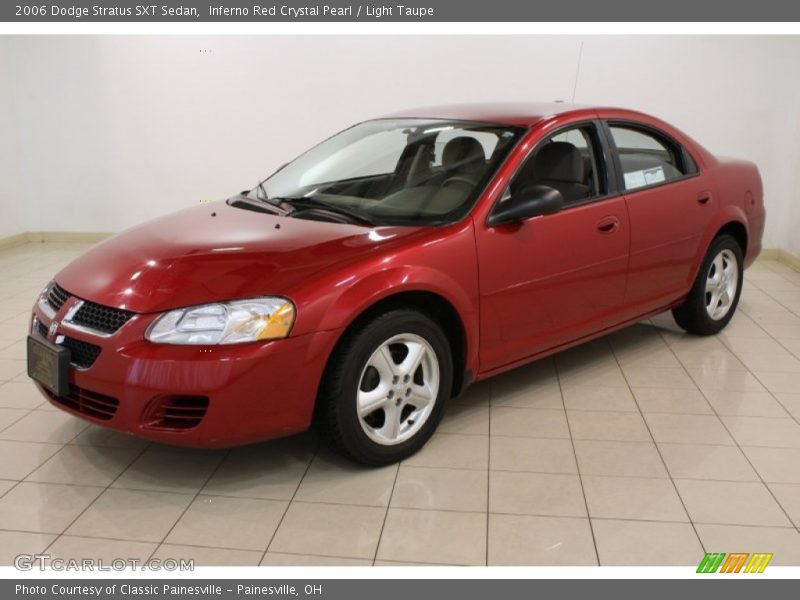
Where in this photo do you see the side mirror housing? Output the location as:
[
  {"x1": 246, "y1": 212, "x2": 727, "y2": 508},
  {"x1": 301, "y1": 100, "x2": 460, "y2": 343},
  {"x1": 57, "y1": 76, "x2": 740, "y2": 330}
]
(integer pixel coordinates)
[{"x1": 487, "y1": 185, "x2": 563, "y2": 227}]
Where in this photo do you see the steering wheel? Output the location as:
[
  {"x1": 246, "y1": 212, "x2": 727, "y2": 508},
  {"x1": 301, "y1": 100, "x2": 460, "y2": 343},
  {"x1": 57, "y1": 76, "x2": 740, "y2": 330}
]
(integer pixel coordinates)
[{"x1": 442, "y1": 176, "x2": 476, "y2": 189}]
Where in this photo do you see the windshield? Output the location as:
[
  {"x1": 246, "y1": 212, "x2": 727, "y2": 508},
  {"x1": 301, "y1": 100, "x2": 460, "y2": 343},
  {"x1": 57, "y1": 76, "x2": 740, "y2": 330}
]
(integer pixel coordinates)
[{"x1": 248, "y1": 119, "x2": 524, "y2": 226}]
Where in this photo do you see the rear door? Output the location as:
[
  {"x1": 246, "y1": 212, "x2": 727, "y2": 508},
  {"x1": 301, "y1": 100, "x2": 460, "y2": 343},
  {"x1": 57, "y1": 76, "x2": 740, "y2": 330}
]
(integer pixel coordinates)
[{"x1": 604, "y1": 122, "x2": 712, "y2": 316}]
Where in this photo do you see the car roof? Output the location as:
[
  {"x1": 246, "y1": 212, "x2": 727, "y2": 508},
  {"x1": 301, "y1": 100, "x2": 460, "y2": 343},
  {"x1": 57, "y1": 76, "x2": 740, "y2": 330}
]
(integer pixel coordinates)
[{"x1": 380, "y1": 102, "x2": 608, "y2": 128}]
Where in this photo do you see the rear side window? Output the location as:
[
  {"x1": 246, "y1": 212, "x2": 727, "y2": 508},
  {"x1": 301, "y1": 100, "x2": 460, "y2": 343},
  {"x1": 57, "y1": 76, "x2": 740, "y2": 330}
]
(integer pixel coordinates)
[{"x1": 609, "y1": 125, "x2": 689, "y2": 191}]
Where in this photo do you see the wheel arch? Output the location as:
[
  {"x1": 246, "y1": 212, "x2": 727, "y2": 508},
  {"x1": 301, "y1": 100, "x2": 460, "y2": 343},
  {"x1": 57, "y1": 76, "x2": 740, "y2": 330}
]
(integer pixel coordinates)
[
  {"x1": 716, "y1": 221, "x2": 748, "y2": 256},
  {"x1": 688, "y1": 209, "x2": 750, "y2": 286},
  {"x1": 318, "y1": 288, "x2": 471, "y2": 402}
]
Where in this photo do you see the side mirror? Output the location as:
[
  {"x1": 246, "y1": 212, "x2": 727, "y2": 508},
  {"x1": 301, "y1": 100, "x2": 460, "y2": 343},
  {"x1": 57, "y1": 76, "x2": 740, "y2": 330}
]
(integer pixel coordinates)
[{"x1": 487, "y1": 185, "x2": 563, "y2": 227}]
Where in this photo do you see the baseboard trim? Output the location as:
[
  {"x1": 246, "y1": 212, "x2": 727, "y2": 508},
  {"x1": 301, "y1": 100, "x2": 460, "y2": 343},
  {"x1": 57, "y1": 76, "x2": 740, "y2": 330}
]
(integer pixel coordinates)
[
  {"x1": 0, "y1": 231, "x2": 113, "y2": 249},
  {"x1": 31, "y1": 231, "x2": 113, "y2": 243},
  {"x1": 0, "y1": 232, "x2": 30, "y2": 251},
  {"x1": 774, "y1": 249, "x2": 800, "y2": 272},
  {"x1": 759, "y1": 248, "x2": 780, "y2": 260}
]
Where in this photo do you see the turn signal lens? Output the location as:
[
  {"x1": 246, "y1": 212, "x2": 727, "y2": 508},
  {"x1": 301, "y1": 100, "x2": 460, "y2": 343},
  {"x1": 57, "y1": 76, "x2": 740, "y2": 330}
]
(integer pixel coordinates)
[{"x1": 257, "y1": 302, "x2": 296, "y2": 340}]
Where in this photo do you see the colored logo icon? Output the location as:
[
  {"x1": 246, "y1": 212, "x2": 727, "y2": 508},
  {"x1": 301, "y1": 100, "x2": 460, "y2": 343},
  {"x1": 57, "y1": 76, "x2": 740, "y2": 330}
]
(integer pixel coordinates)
[{"x1": 697, "y1": 552, "x2": 773, "y2": 573}]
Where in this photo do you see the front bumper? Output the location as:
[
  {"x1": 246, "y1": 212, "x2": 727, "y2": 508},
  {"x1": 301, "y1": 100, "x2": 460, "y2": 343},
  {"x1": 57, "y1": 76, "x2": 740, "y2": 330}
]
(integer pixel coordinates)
[{"x1": 31, "y1": 300, "x2": 339, "y2": 447}]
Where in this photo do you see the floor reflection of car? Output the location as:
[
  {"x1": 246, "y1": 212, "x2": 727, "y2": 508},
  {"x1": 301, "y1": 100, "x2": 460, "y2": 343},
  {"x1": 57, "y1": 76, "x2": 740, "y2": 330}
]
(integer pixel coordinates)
[{"x1": 28, "y1": 103, "x2": 765, "y2": 465}]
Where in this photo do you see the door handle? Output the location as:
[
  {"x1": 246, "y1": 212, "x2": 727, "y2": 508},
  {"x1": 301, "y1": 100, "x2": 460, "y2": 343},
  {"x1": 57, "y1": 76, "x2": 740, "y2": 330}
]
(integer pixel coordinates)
[
  {"x1": 596, "y1": 216, "x2": 619, "y2": 234},
  {"x1": 697, "y1": 192, "x2": 712, "y2": 205}
]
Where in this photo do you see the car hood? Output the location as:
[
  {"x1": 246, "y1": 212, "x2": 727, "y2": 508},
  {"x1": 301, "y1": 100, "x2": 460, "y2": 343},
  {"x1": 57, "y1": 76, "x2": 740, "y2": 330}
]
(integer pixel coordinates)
[{"x1": 55, "y1": 201, "x2": 423, "y2": 313}]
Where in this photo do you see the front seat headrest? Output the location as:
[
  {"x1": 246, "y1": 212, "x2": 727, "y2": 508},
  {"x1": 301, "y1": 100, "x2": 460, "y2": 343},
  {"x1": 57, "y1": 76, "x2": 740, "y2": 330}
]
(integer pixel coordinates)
[
  {"x1": 534, "y1": 141, "x2": 585, "y2": 184},
  {"x1": 442, "y1": 137, "x2": 485, "y2": 170}
]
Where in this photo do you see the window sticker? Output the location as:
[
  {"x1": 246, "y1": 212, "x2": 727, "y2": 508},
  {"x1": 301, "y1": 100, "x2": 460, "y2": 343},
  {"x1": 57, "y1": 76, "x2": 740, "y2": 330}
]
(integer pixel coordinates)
[
  {"x1": 643, "y1": 166, "x2": 666, "y2": 185},
  {"x1": 624, "y1": 170, "x2": 647, "y2": 189},
  {"x1": 624, "y1": 166, "x2": 666, "y2": 190}
]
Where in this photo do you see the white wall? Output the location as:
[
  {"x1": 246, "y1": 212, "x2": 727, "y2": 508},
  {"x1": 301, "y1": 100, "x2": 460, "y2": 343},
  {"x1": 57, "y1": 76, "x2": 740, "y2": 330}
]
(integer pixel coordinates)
[
  {"x1": 0, "y1": 38, "x2": 27, "y2": 239},
  {"x1": 1, "y1": 35, "x2": 798, "y2": 252}
]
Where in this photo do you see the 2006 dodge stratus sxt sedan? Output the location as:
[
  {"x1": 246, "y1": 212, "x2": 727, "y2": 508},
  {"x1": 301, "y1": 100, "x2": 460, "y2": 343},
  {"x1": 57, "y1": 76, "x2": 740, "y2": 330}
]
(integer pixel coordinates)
[{"x1": 27, "y1": 103, "x2": 765, "y2": 465}]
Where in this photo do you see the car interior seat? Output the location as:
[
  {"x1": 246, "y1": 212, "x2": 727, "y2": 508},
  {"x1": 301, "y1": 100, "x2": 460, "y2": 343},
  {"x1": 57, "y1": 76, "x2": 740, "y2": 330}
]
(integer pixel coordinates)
[
  {"x1": 512, "y1": 141, "x2": 591, "y2": 204},
  {"x1": 377, "y1": 136, "x2": 487, "y2": 218},
  {"x1": 441, "y1": 137, "x2": 486, "y2": 184}
]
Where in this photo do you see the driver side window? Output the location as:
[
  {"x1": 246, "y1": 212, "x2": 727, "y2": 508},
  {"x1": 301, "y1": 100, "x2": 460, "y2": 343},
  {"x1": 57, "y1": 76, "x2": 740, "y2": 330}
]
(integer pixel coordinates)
[{"x1": 510, "y1": 124, "x2": 605, "y2": 207}]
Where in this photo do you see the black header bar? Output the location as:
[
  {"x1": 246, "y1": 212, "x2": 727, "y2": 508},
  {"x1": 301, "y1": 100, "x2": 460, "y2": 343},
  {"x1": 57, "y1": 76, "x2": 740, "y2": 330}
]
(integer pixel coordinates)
[{"x1": 4, "y1": 0, "x2": 800, "y2": 22}]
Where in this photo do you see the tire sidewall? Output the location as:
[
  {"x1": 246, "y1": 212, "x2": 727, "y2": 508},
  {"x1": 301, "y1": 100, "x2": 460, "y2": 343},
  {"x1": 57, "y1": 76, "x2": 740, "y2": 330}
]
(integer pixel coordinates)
[
  {"x1": 695, "y1": 235, "x2": 744, "y2": 332},
  {"x1": 331, "y1": 310, "x2": 453, "y2": 464}
]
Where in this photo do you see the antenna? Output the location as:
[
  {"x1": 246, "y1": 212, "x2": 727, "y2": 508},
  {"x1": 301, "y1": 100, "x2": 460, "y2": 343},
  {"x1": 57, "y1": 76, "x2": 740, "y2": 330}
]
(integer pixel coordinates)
[{"x1": 571, "y1": 40, "x2": 584, "y2": 103}]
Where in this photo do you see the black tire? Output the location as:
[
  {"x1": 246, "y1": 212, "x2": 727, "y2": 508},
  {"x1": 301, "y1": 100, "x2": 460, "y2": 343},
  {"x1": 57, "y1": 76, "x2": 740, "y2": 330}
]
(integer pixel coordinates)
[
  {"x1": 672, "y1": 234, "x2": 744, "y2": 335},
  {"x1": 319, "y1": 309, "x2": 453, "y2": 466}
]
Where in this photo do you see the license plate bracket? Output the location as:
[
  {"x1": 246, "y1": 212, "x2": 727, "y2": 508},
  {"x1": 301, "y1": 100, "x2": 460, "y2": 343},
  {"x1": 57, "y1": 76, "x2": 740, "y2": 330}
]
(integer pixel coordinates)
[{"x1": 27, "y1": 334, "x2": 70, "y2": 397}]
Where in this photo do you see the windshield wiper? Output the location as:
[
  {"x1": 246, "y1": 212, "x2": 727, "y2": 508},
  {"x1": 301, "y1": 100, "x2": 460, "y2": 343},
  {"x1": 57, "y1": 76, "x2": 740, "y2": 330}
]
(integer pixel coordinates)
[
  {"x1": 276, "y1": 196, "x2": 376, "y2": 226},
  {"x1": 255, "y1": 179, "x2": 270, "y2": 203},
  {"x1": 228, "y1": 195, "x2": 288, "y2": 216},
  {"x1": 247, "y1": 183, "x2": 293, "y2": 214}
]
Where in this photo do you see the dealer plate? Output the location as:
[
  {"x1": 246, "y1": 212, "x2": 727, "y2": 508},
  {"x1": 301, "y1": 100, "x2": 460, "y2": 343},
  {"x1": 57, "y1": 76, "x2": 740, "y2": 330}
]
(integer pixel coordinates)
[{"x1": 27, "y1": 334, "x2": 70, "y2": 397}]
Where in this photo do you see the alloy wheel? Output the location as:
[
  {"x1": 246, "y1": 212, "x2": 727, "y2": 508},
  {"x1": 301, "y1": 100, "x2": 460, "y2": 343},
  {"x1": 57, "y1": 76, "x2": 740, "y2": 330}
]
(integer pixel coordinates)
[
  {"x1": 356, "y1": 333, "x2": 440, "y2": 446},
  {"x1": 705, "y1": 249, "x2": 739, "y2": 321}
]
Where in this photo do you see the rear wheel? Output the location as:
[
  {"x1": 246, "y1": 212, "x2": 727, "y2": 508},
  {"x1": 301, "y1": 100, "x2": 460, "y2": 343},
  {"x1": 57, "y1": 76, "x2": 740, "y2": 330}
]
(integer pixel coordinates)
[
  {"x1": 672, "y1": 234, "x2": 743, "y2": 335},
  {"x1": 320, "y1": 309, "x2": 452, "y2": 466}
]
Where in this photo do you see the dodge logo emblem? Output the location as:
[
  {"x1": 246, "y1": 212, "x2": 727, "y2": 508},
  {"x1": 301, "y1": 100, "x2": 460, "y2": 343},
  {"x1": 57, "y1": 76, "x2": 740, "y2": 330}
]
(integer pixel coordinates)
[{"x1": 48, "y1": 321, "x2": 59, "y2": 337}]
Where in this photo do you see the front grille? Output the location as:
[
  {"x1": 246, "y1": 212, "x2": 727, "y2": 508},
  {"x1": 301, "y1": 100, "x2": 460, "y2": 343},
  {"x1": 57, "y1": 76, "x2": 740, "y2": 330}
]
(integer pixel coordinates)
[
  {"x1": 33, "y1": 316, "x2": 101, "y2": 369},
  {"x1": 46, "y1": 385, "x2": 119, "y2": 421},
  {"x1": 144, "y1": 396, "x2": 210, "y2": 430},
  {"x1": 71, "y1": 301, "x2": 134, "y2": 335},
  {"x1": 46, "y1": 283, "x2": 69, "y2": 312},
  {"x1": 60, "y1": 336, "x2": 102, "y2": 369},
  {"x1": 35, "y1": 318, "x2": 47, "y2": 338}
]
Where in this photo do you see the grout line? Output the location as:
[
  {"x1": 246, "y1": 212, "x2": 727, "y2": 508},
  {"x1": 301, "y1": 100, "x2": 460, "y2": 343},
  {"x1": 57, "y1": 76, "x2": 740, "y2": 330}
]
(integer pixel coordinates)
[
  {"x1": 0, "y1": 407, "x2": 37, "y2": 434},
  {"x1": 40, "y1": 437, "x2": 153, "y2": 556},
  {"x1": 495, "y1": 404, "x2": 799, "y2": 419},
  {"x1": 391, "y1": 428, "x2": 800, "y2": 450},
  {"x1": 0, "y1": 417, "x2": 94, "y2": 508},
  {"x1": 727, "y1": 324, "x2": 800, "y2": 429},
  {"x1": 370, "y1": 459, "x2": 401, "y2": 566},
  {"x1": 553, "y1": 356, "x2": 600, "y2": 566},
  {"x1": 748, "y1": 268, "x2": 800, "y2": 320},
  {"x1": 12, "y1": 480, "x2": 108, "y2": 490},
  {"x1": 12, "y1": 468, "x2": 797, "y2": 497},
  {"x1": 655, "y1": 323, "x2": 800, "y2": 534},
  {"x1": 606, "y1": 333, "x2": 708, "y2": 555},
  {"x1": 145, "y1": 448, "x2": 233, "y2": 563},
  {"x1": 146, "y1": 491, "x2": 791, "y2": 516},
  {"x1": 8, "y1": 509, "x2": 795, "y2": 550},
  {"x1": 256, "y1": 438, "x2": 321, "y2": 566},
  {"x1": 269, "y1": 548, "x2": 461, "y2": 566},
  {"x1": 197, "y1": 546, "x2": 368, "y2": 565}
]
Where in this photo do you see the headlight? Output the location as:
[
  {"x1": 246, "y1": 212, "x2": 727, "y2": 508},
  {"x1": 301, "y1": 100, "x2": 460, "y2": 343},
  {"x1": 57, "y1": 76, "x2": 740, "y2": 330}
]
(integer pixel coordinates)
[{"x1": 145, "y1": 298, "x2": 295, "y2": 345}]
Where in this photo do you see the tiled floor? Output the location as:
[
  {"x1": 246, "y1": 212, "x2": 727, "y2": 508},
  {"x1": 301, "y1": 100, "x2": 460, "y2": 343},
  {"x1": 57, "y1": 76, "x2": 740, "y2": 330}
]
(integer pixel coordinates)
[{"x1": 1, "y1": 242, "x2": 800, "y2": 566}]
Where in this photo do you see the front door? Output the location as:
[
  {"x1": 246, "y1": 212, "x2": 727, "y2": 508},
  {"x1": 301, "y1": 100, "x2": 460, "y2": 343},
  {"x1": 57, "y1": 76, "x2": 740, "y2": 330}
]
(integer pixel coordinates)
[{"x1": 475, "y1": 122, "x2": 630, "y2": 373}]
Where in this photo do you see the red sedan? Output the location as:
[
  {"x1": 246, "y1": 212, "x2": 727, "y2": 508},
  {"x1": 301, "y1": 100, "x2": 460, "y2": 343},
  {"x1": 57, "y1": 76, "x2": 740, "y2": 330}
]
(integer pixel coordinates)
[{"x1": 27, "y1": 103, "x2": 765, "y2": 465}]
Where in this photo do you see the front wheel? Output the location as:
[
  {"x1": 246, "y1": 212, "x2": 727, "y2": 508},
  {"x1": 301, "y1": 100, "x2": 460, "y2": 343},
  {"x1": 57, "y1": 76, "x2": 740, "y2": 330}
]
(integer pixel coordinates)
[
  {"x1": 672, "y1": 234, "x2": 744, "y2": 335},
  {"x1": 320, "y1": 309, "x2": 452, "y2": 466}
]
